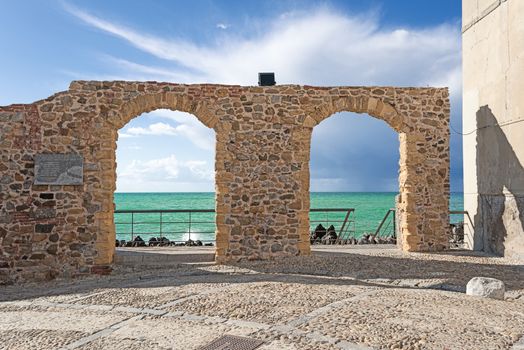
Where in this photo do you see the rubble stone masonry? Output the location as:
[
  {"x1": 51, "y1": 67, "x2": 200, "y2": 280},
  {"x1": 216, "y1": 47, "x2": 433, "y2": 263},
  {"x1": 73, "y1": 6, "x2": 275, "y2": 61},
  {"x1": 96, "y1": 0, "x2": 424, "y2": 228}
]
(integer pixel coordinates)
[{"x1": 0, "y1": 81, "x2": 450, "y2": 283}]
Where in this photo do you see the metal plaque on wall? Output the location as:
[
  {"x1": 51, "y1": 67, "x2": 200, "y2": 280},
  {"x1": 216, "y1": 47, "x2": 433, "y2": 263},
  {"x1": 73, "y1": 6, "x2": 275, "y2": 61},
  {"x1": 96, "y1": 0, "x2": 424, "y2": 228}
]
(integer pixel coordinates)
[{"x1": 34, "y1": 153, "x2": 83, "y2": 185}]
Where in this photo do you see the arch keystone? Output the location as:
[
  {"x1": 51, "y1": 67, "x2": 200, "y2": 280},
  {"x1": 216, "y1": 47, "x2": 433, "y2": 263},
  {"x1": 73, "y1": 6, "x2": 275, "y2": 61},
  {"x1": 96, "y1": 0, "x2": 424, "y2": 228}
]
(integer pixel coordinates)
[
  {"x1": 367, "y1": 97, "x2": 379, "y2": 112},
  {"x1": 303, "y1": 116, "x2": 317, "y2": 128}
]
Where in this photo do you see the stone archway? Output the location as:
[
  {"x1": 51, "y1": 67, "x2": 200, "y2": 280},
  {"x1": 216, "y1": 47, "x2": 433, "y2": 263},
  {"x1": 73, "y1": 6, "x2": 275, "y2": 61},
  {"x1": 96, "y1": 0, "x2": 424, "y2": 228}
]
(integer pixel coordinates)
[
  {"x1": 301, "y1": 88, "x2": 450, "y2": 251},
  {"x1": 93, "y1": 88, "x2": 221, "y2": 268},
  {"x1": 0, "y1": 81, "x2": 450, "y2": 283}
]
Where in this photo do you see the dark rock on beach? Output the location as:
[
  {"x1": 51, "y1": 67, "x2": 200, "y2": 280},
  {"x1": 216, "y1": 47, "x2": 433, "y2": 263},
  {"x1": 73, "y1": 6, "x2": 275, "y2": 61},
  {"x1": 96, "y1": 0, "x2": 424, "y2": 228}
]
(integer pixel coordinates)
[
  {"x1": 131, "y1": 236, "x2": 146, "y2": 247},
  {"x1": 149, "y1": 237, "x2": 159, "y2": 246},
  {"x1": 386, "y1": 236, "x2": 397, "y2": 244},
  {"x1": 358, "y1": 234, "x2": 370, "y2": 244},
  {"x1": 310, "y1": 224, "x2": 327, "y2": 243},
  {"x1": 322, "y1": 225, "x2": 338, "y2": 244}
]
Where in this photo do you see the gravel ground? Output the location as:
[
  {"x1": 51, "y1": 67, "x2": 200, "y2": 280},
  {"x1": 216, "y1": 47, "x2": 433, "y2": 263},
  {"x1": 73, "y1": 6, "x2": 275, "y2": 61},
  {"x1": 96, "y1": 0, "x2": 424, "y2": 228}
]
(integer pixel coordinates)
[
  {"x1": 0, "y1": 246, "x2": 523, "y2": 350},
  {"x1": 170, "y1": 282, "x2": 370, "y2": 323},
  {"x1": 299, "y1": 288, "x2": 524, "y2": 350}
]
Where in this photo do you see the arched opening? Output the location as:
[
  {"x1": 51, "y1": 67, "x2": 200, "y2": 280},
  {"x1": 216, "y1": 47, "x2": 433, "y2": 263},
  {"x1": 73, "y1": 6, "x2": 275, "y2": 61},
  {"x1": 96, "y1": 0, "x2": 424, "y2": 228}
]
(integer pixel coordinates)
[
  {"x1": 310, "y1": 111, "x2": 400, "y2": 244},
  {"x1": 86, "y1": 84, "x2": 223, "y2": 270},
  {"x1": 110, "y1": 107, "x2": 216, "y2": 263},
  {"x1": 302, "y1": 90, "x2": 451, "y2": 253}
]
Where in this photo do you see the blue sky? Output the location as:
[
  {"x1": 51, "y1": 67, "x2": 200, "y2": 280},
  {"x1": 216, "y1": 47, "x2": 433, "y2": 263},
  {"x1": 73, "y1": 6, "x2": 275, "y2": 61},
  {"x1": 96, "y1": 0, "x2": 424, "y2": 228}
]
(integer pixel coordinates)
[{"x1": 0, "y1": 0, "x2": 462, "y2": 192}]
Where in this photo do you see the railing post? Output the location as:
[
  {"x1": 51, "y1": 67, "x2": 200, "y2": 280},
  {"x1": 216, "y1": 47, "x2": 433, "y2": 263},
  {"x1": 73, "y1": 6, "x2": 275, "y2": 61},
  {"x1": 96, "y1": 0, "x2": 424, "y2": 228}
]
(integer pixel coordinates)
[
  {"x1": 131, "y1": 212, "x2": 134, "y2": 241},
  {"x1": 374, "y1": 209, "x2": 393, "y2": 238},
  {"x1": 392, "y1": 209, "x2": 396, "y2": 238},
  {"x1": 188, "y1": 211, "x2": 192, "y2": 242},
  {"x1": 160, "y1": 212, "x2": 163, "y2": 239},
  {"x1": 339, "y1": 210, "x2": 350, "y2": 237}
]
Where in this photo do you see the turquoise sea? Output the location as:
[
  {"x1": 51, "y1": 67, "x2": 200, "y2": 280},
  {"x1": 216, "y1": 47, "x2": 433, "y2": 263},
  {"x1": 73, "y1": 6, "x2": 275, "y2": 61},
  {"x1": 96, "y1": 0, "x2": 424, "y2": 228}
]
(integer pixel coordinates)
[{"x1": 114, "y1": 192, "x2": 464, "y2": 242}]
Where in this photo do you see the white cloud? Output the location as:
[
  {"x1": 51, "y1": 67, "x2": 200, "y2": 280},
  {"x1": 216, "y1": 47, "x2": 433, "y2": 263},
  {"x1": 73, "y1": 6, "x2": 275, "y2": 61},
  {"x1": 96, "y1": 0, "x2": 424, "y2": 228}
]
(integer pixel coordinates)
[
  {"x1": 216, "y1": 23, "x2": 229, "y2": 30},
  {"x1": 118, "y1": 132, "x2": 134, "y2": 138},
  {"x1": 64, "y1": 4, "x2": 461, "y2": 92},
  {"x1": 148, "y1": 110, "x2": 215, "y2": 151},
  {"x1": 119, "y1": 110, "x2": 215, "y2": 151},
  {"x1": 64, "y1": 3, "x2": 211, "y2": 71},
  {"x1": 149, "y1": 109, "x2": 200, "y2": 125},
  {"x1": 123, "y1": 122, "x2": 178, "y2": 136},
  {"x1": 118, "y1": 154, "x2": 213, "y2": 182},
  {"x1": 119, "y1": 155, "x2": 180, "y2": 180},
  {"x1": 98, "y1": 55, "x2": 206, "y2": 82},
  {"x1": 184, "y1": 160, "x2": 214, "y2": 180}
]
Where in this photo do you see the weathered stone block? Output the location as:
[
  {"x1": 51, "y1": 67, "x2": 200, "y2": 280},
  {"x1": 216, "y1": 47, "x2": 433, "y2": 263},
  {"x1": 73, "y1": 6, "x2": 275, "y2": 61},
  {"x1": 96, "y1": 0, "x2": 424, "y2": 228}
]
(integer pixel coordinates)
[
  {"x1": 35, "y1": 223, "x2": 54, "y2": 233},
  {"x1": 466, "y1": 277, "x2": 505, "y2": 300}
]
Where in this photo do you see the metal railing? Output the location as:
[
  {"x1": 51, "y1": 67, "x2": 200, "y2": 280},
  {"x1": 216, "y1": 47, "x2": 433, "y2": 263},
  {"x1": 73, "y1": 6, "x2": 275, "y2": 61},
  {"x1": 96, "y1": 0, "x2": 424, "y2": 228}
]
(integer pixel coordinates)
[
  {"x1": 309, "y1": 208, "x2": 356, "y2": 244},
  {"x1": 114, "y1": 209, "x2": 215, "y2": 244},
  {"x1": 449, "y1": 210, "x2": 474, "y2": 249},
  {"x1": 373, "y1": 208, "x2": 396, "y2": 239},
  {"x1": 115, "y1": 208, "x2": 356, "y2": 245},
  {"x1": 114, "y1": 208, "x2": 469, "y2": 246}
]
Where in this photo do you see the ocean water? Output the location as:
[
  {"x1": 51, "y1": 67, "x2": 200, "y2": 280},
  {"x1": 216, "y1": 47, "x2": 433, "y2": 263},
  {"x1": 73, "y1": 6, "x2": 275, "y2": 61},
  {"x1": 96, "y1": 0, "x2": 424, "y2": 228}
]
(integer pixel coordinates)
[{"x1": 114, "y1": 192, "x2": 464, "y2": 242}]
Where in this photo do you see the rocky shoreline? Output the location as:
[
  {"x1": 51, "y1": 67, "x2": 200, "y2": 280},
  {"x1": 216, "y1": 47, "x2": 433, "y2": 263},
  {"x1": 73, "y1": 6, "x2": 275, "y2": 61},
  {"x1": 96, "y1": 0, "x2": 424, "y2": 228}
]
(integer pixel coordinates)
[
  {"x1": 116, "y1": 236, "x2": 214, "y2": 248},
  {"x1": 115, "y1": 223, "x2": 397, "y2": 249}
]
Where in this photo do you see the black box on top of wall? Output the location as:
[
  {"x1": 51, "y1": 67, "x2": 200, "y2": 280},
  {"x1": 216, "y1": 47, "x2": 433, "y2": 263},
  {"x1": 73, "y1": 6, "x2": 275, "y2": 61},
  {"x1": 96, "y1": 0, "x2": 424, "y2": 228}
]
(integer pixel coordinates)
[{"x1": 258, "y1": 73, "x2": 276, "y2": 86}]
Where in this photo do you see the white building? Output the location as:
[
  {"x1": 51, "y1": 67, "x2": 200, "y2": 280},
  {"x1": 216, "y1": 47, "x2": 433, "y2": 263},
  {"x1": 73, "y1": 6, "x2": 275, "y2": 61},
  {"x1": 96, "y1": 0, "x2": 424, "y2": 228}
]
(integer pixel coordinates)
[{"x1": 462, "y1": 0, "x2": 524, "y2": 260}]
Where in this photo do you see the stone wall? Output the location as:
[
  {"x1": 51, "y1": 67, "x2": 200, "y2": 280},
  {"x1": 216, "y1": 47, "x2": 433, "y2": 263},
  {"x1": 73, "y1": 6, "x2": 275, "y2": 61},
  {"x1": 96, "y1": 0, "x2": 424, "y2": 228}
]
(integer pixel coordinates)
[{"x1": 0, "y1": 81, "x2": 450, "y2": 283}]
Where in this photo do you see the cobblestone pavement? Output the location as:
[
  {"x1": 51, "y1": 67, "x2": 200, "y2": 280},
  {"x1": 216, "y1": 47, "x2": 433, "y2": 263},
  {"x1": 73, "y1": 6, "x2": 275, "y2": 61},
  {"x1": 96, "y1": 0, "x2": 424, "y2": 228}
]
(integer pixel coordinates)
[{"x1": 1, "y1": 246, "x2": 523, "y2": 350}]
